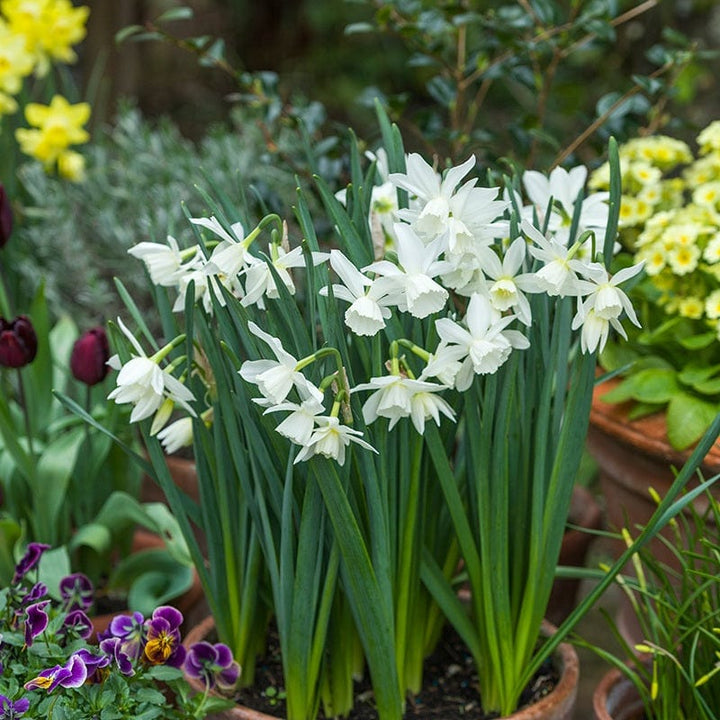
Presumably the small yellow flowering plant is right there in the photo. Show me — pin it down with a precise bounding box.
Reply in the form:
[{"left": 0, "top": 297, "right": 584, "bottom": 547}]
[
  {"left": 0, "top": 0, "right": 90, "bottom": 185},
  {"left": 591, "top": 121, "right": 720, "bottom": 449}
]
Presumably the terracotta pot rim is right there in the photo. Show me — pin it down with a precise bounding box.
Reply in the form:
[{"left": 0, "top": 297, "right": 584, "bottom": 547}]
[
  {"left": 592, "top": 663, "right": 647, "bottom": 720},
  {"left": 590, "top": 376, "right": 720, "bottom": 471}
]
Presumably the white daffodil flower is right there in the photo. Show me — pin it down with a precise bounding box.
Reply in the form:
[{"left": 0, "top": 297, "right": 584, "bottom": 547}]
[
  {"left": 353, "top": 374, "right": 452, "bottom": 430},
  {"left": 366, "top": 224, "right": 452, "bottom": 319},
  {"left": 320, "top": 250, "right": 395, "bottom": 336},
  {"left": 239, "top": 322, "right": 323, "bottom": 405},
  {"left": 172, "top": 266, "right": 220, "bottom": 315},
  {"left": 409, "top": 389, "right": 456, "bottom": 434},
  {"left": 157, "top": 416, "right": 194, "bottom": 454},
  {"left": 191, "top": 215, "right": 256, "bottom": 279},
  {"left": 418, "top": 341, "right": 467, "bottom": 388},
  {"left": 435, "top": 293, "right": 530, "bottom": 390},
  {"left": 293, "top": 416, "right": 377, "bottom": 466},
  {"left": 476, "top": 237, "right": 538, "bottom": 325},
  {"left": 523, "top": 166, "right": 610, "bottom": 246},
  {"left": 128, "top": 235, "right": 199, "bottom": 287},
  {"left": 571, "top": 263, "right": 644, "bottom": 353},
  {"left": 107, "top": 318, "right": 196, "bottom": 423},
  {"left": 522, "top": 220, "right": 588, "bottom": 297},
  {"left": 262, "top": 397, "right": 326, "bottom": 445},
  {"left": 242, "top": 246, "right": 328, "bottom": 309}
]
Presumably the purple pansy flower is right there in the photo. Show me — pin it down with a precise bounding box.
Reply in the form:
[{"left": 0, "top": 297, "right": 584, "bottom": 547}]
[
  {"left": 58, "top": 573, "right": 94, "bottom": 612},
  {"left": 12, "top": 543, "right": 50, "bottom": 584},
  {"left": 0, "top": 694, "right": 29, "bottom": 719},
  {"left": 73, "top": 648, "right": 110, "bottom": 678},
  {"left": 99, "top": 636, "right": 135, "bottom": 676},
  {"left": 184, "top": 641, "right": 241, "bottom": 691},
  {"left": 104, "top": 611, "right": 145, "bottom": 660},
  {"left": 60, "top": 609, "right": 93, "bottom": 640},
  {"left": 24, "top": 654, "right": 88, "bottom": 692},
  {"left": 24, "top": 601, "right": 50, "bottom": 647},
  {"left": 144, "top": 606, "right": 185, "bottom": 667}
]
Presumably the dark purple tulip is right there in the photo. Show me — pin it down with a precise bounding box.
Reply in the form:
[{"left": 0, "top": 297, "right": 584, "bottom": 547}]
[
  {"left": 61, "top": 609, "right": 93, "bottom": 640},
  {"left": 12, "top": 542, "right": 50, "bottom": 584},
  {"left": 58, "top": 573, "right": 94, "bottom": 612},
  {"left": 24, "top": 654, "right": 88, "bottom": 692},
  {"left": 184, "top": 641, "right": 241, "bottom": 690},
  {"left": 144, "top": 606, "right": 185, "bottom": 667},
  {"left": 0, "top": 184, "right": 12, "bottom": 248},
  {"left": 24, "top": 600, "right": 50, "bottom": 647},
  {"left": 0, "top": 695, "right": 29, "bottom": 718},
  {"left": 0, "top": 316, "right": 37, "bottom": 368},
  {"left": 70, "top": 327, "right": 110, "bottom": 386}
]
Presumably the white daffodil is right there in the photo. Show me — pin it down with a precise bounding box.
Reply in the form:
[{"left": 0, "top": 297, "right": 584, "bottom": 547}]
[
  {"left": 435, "top": 293, "right": 530, "bottom": 390},
  {"left": 366, "top": 224, "right": 452, "bottom": 318},
  {"left": 191, "top": 216, "right": 256, "bottom": 279},
  {"left": 239, "top": 322, "right": 323, "bottom": 405},
  {"left": 571, "top": 263, "right": 644, "bottom": 353},
  {"left": 418, "top": 341, "right": 466, "bottom": 388},
  {"left": 128, "top": 235, "right": 199, "bottom": 287},
  {"left": 409, "top": 389, "right": 456, "bottom": 434},
  {"left": 262, "top": 397, "right": 326, "bottom": 445},
  {"left": 353, "top": 374, "right": 451, "bottom": 430},
  {"left": 107, "top": 318, "right": 196, "bottom": 423},
  {"left": 172, "top": 266, "right": 218, "bottom": 315},
  {"left": 320, "top": 250, "right": 395, "bottom": 336},
  {"left": 522, "top": 220, "right": 588, "bottom": 297},
  {"left": 242, "top": 246, "right": 329, "bottom": 309},
  {"left": 476, "top": 237, "right": 538, "bottom": 324},
  {"left": 293, "top": 416, "right": 377, "bottom": 466},
  {"left": 523, "top": 166, "right": 609, "bottom": 246},
  {"left": 157, "top": 416, "right": 194, "bottom": 454}
]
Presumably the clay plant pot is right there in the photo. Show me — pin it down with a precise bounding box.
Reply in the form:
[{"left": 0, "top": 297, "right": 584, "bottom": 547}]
[
  {"left": 588, "top": 377, "right": 720, "bottom": 645},
  {"left": 183, "top": 616, "right": 579, "bottom": 720},
  {"left": 592, "top": 666, "right": 646, "bottom": 720}
]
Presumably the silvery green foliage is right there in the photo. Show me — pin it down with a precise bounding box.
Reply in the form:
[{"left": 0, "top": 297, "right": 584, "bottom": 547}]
[{"left": 11, "top": 103, "right": 312, "bottom": 326}]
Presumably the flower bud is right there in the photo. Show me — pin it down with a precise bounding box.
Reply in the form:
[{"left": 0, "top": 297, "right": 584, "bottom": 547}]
[
  {"left": 70, "top": 326, "right": 110, "bottom": 385},
  {"left": 0, "top": 315, "right": 38, "bottom": 368},
  {"left": 0, "top": 184, "right": 12, "bottom": 248}
]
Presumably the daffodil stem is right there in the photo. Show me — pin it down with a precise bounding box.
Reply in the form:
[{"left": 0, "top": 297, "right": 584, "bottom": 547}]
[{"left": 150, "top": 334, "right": 187, "bottom": 364}]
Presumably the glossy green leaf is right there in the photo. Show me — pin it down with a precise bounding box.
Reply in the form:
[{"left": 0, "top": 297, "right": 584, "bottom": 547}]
[{"left": 666, "top": 393, "right": 719, "bottom": 450}]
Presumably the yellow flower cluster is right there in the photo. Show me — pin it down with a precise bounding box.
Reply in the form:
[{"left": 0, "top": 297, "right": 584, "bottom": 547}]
[
  {"left": 590, "top": 124, "right": 720, "bottom": 337},
  {"left": 590, "top": 121, "right": 720, "bottom": 338},
  {"left": 0, "top": 0, "right": 89, "bottom": 181}
]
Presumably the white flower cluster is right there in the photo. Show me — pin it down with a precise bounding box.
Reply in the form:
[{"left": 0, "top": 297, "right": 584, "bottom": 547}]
[{"left": 115, "top": 152, "right": 642, "bottom": 463}]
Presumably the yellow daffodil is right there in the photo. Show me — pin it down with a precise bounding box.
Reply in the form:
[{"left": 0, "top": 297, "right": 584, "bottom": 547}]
[
  {"left": 0, "top": 19, "right": 34, "bottom": 105},
  {"left": 1, "top": 0, "right": 89, "bottom": 76},
  {"left": 15, "top": 94, "right": 89, "bottom": 177}
]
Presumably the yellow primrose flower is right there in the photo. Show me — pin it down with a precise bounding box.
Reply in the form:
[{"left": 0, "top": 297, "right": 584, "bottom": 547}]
[
  {"left": 678, "top": 296, "right": 704, "bottom": 319},
  {"left": 693, "top": 181, "right": 720, "bottom": 210},
  {"left": 705, "top": 290, "right": 720, "bottom": 320},
  {"left": 685, "top": 154, "right": 720, "bottom": 188},
  {"left": 2, "top": 0, "right": 89, "bottom": 76},
  {"left": 698, "top": 121, "right": 720, "bottom": 156},
  {"left": 57, "top": 148, "right": 85, "bottom": 181},
  {"left": 15, "top": 94, "right": 89, "bottom": 173},
  {"left": 704, "top": 234, "right": 720, "bottom": 264},
  {"left": 0, "top": 19, "right": 34, "bottom": 99},
  {"left": 638, "top": 246, "right": 667, "bottom": 276},
  {"left": 662, "top": 223, "right": 701, "bottom": 247},
  {"left": 667, "top": 243, "right": 700, "bottom": 275},
  {"left": 629, "top": 162, "right": 662, "bottom": 186},
  {"left": 637, "top": 184, "right": 662, "bottom": 206}
]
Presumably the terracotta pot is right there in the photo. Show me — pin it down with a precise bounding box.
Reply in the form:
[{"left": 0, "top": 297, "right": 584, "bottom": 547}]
[
  {"left": 592, "top": 666, "right": 645, "bottom": 720},
  {"left": 141, "top": 455, "right": 200, "bottom": 505},
  {"left": 91, "top": 527, "right": 205, "bottom": 639},
  {"left": 546, "top": 484, "right": 602, "bottom": 626},
  {"left": 588, "top": 376, "right": 720, "bottom": 645},
  {"left": 183, "top": 616, "right": 579, "bottom": 720}
]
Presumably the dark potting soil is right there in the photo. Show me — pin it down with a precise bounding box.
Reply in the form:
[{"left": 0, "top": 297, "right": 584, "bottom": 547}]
[{"left": 230, "top": 625, "right": 559, "bottom": 719}]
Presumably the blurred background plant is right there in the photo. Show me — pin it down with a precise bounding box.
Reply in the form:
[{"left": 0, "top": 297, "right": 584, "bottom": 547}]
[
  {"left": 593, "top": 122, "right": 720, "bottom": 450},
  {"left": 583, "top": 491, "right": 720, "bottom": 719}
]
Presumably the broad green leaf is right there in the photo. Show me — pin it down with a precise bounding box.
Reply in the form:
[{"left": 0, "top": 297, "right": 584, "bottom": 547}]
[
  {"left": 628, "top": 368, "right": 680, "bottom": 404},
  {"left": 627, "top": 401, "right": 664, "bottom": 421},
  {"left": 598, "top": 340, "right": 638, "bottom": 372},
  {"left": 34, "top": 427, "right": 86, "bottom": 541},
  {"left": 679, "top": 332, "right": 716, "bottom": 350},
  {"left": 666, "top": 393, "right": 719, "bottom": 450},
  {"left": 678, "top": 364, "right": 720, "bottom": 386},
  {"left": 155, "top": 6, "right": 193, "bottom": 23},
  {"left": 38, "top": 545, "right": 71, "bottom": 599},
  {"left": 0, "top": 517, "right": 22, "bottom": 584},
  {"left": 691, "top": 378, "right": 720, "bottom": 396},
  {"left": 68, "top": 522, "right": 113, "bottom": 554},
  {"left": 49, "top": 314, "right": 79, "bottom": 392}
]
